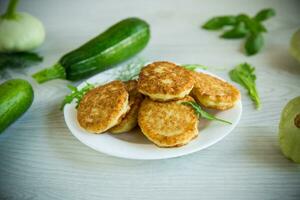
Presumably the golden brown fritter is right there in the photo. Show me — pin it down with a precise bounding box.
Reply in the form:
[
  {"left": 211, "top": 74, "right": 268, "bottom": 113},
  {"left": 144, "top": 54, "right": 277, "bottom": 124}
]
[
  {"left": 191, "top": 72, "right": 240, "bottom": 110},
  {"left": 77, "top": 81, "right": 129, "bottom": 134},
  {"left": 138, "top": 96, "right": 198, "bottom": 147},
  {"left": 109, "top": 80, "right": 144, "bottom": 134},
  {"left": 138, "top": 61, "right": 194, "bottom": 101}
]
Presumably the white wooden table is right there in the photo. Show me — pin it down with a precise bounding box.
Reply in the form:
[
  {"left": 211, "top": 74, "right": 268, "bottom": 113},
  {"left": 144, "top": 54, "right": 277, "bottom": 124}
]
[{"left": 0, "top": 0, "right": 300, "bottom": 199}]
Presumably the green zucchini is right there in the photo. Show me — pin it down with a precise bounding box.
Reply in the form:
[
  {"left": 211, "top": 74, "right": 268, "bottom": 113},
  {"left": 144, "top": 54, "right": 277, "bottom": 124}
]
[
  {"left": 32, "top": 17, "right": 150, "bottom": 83},
  {"left": 0, "top": 79, "right": 34, "bottom": 133}
]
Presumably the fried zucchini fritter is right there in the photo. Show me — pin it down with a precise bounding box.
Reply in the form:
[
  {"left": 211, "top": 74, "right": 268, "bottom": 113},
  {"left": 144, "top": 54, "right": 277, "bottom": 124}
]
[
  {"left": 138, "top": 96, "right": 198, "bottom": 147},
  {"left": 138, "top": 61, "right": 194, "bottom": 101},
  {"left": 77, "top": 81, "right": 129, "bottom": 134},
  {"left": 191, "top": 72, "right": 240, "bottom": 110},
  {"left": 109, "top": 80, "right": 143, "bottom": 134}
]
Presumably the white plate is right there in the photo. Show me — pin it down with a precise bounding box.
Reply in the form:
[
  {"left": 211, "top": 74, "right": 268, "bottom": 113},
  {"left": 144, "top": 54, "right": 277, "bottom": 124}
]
[{"left": 64, "top": 65, "right": 242, "bottom": 160}]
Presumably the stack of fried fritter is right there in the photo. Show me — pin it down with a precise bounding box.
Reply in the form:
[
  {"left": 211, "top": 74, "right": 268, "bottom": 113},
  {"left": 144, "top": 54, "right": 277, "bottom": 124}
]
[{"left": 77, "top": 61, "right": 240, "bottom": 148}]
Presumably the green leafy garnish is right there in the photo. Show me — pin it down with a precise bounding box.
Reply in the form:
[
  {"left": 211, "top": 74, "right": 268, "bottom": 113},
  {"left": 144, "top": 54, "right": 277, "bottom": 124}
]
[
  {"left": 220, "top": 22, "right": 248, "bottom": 39},
  {"left": 181, "top": 64, "right": 208, "bottom": 71},
  {"left": 182, "top": 101, "right": 232, "bottom": 124},
  {"left": 245, "top": 32, "right": 264, "bottom": 55},
  {"left": 235, "top": 14, "right": 266, "bottom": 55},
  {"left": 236, "top": 14, "right": 266, "bottom": 34},
  {"left": 0, "top": 52, "right": 43, "bottom": 69},
  {"left": 201, "top": 8, "right": 275, "bottom": 56},
  {"left": 116, "top": 59, "right": 146, "bottom": 81},
  {"left": 202, "top": 16, "right": 237, "bottom": 30},
  {"left": 229, "top": 63, "right": 260, "bottom": 109},
  {"left": 61, "top": 83, "right": 95, "bottom": 110},
  {"left": 254, "top": 8, "right": 276, "bottom": 22}
]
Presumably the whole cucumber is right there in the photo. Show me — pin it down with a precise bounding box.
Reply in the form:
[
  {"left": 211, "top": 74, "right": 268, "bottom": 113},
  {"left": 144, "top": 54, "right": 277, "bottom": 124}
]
[
  {"left": 0, "top": 79, "right": 34, "bottom": 133},
  {"left": 32, "top": 17, "right": 150, "bottom": 83}
]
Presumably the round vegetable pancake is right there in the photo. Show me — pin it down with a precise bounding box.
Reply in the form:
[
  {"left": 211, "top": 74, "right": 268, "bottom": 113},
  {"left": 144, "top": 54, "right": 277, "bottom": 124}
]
[
  {"left": 138, "top": 61, "right": 194, "bottom": 101},
  {"left": 109, "top": 80, "right": 144, "bottom": 134},
  {"left": 138, "top": 96, "right": 198, "bottom": 147},
  {"left": 77, "top": 80, "right": 129, "bottom": 134},
  {"left": 191, "top": 72, "right": 240, "bottom": 110}
]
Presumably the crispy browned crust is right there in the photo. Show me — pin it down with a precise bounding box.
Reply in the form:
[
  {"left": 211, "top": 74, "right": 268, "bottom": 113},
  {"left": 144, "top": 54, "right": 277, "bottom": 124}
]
[
  {"left": 138, "top": 96, "right": 199, "bottom": 147},
  {"left": 137, "top": 61, "right": 194, "bottom": 101},
  {"left": 77, "top": 81, "right": 129, "bottom": 134},
  {"left": 191, "top": 72, "right": 240, "bottom": 110},
  {"left": 109, "top": 80, "right": 144, "bottom": 134}
]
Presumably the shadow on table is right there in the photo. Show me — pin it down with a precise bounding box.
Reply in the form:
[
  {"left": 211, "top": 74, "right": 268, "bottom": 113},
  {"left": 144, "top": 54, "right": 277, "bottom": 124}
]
[
  {"left": 241, "top": 127, "right": 300, "bottom": 171},
  {"left": 267, "top": 47, "right": 300, "bottom": 75}
]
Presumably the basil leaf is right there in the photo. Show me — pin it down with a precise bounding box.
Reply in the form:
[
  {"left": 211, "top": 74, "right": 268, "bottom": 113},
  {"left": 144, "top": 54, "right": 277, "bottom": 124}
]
[
  {"left": 254, "top": 8, "right": 276, "bottom": 22},
  {"left": 201, "top": 8, "right": 275, "bottom": 56},
  {"left": 245, "top": 32, "right": 264, "bottom": 55},
  {"left": 237, "top": 14, "right": 266, "bottom": 34},
  {"left": 256, "top": 22, "right": 267, "bottom": 32},
  {"left": 0, "top": 52, "right": 43, "bottom": 69},
  {"left": 202, "top": 16, "right": 237, "bottom": 30},
  {"left": 221, "top": 22, "right": 248, "bottom": 39}
]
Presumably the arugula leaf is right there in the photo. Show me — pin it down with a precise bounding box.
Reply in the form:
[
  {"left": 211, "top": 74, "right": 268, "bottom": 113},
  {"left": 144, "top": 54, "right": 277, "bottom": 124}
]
[
  {"left": 0, "top": 52, "right": 43, "bottom": 69},
  {"left": 181, "top": 64, "right": 208, "bottom": 71},
  {"left": 254, "top": 8, "right": 276, "bottom": 22},
  {"left": 202, "top": 16, "right": 237, "bottom": 30},
  {"left": 116, "top": 59, "right": 146, "bottom": 81},
  {"left": 220, "top": 21, "right": 248, "bottom": 39},
  {"left": 61, "top": 83, "right": 95, "bottom": 110},
  {"left": 229, "top": 63, "right": 260, "bottom": 109},
  {"left": 182, "top": 101, "right": 232, "bottom": 124}
]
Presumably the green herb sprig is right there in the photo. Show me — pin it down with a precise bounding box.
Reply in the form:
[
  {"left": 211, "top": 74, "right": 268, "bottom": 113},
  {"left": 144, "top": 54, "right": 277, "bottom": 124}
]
[
  {"left": 61, "top": 83, "right": 95, "bottom": 110},
  {"left": 182, "top": 101, "right": 232, "bottom": 124},
  {"left": 229, "top": 63, "right": 260, "bottom": 109},
  {"left": 202, "top": 8, "right": 275, "bottom": 56},
  {"left": 116, "top": 59, "right": 146, "bottom": 81},
  {"left": 202, "top": 15, "right": 237, "bottom": 30},
  {"left": 181, "top": 64, "right": 208, "bottom": 71}
]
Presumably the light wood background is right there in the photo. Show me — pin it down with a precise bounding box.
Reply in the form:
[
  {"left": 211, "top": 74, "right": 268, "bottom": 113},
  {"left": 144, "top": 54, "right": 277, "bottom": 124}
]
[{"left": 0, "top": 0, "right": 300, "bottom": 199}]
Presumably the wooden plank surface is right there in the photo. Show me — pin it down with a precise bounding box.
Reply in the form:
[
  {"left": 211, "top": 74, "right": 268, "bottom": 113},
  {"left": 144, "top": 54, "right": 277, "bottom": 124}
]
[{"left": 0, "top": 0, "right": 300, "bottom": 199}]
